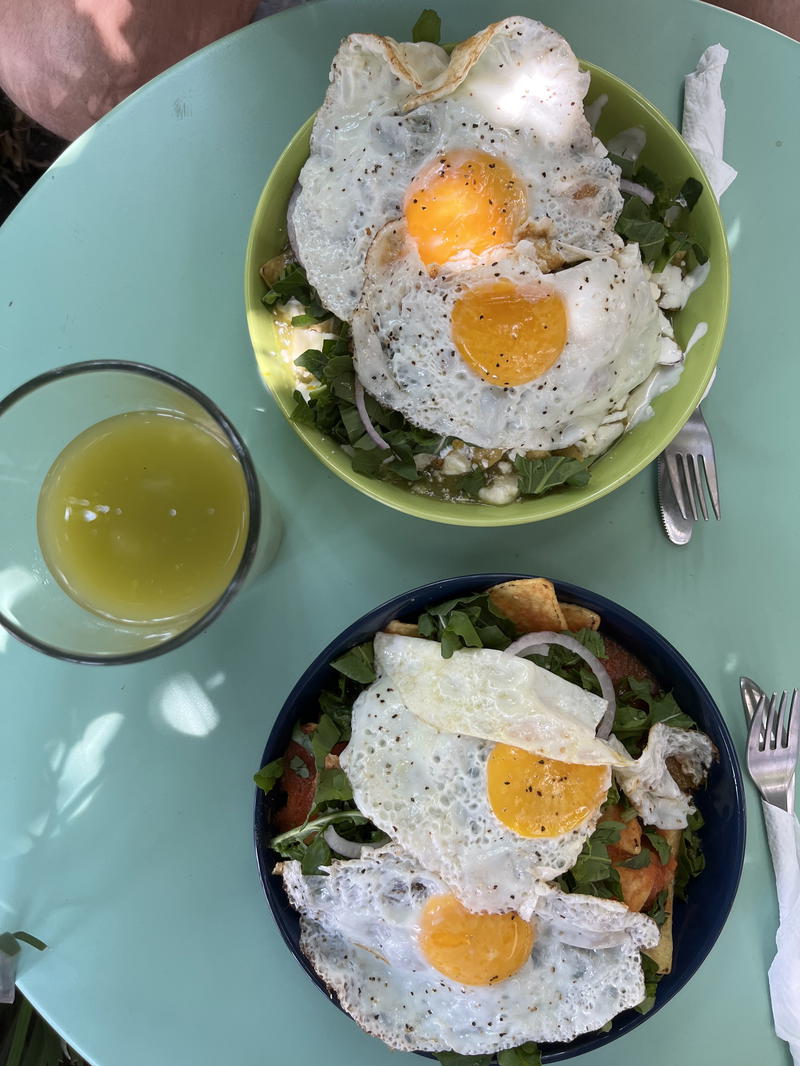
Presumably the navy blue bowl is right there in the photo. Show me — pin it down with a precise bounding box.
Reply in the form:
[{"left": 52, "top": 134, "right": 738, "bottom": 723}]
[{"left": 254, "top": 573, "right": 745, "bottom": 1062}]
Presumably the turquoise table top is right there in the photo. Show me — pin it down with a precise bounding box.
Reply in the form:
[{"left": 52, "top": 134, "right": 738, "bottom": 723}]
[{"left": 0, "top": 1, "right": 797, "bottom": 1063}]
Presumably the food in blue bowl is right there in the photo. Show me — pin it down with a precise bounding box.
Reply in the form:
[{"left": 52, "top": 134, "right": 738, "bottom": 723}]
[{"left": 254, "top": 574, "right": 745, "bottom": 1062}]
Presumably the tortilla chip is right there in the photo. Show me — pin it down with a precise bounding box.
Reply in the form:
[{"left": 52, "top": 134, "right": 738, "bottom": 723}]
[
  {"left": 488, "top": 578, "right": 566, "bottom": 634},
  {"left": 643, "top": 829, "right": 682, "bottom": 975},
  {"left": 560, "top": 603, "right": 601, "bottom": 632},
  {"left": 384, "top": 620, "right": 420, "bottom": 637}
]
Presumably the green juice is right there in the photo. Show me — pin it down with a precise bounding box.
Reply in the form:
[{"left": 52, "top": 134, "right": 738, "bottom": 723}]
[{"left": 37, "top": 410, "right": 250, "bottom": 624}]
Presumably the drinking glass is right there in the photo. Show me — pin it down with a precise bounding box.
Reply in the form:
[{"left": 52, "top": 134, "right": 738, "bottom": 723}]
[{"left": 0, "top": 360, "right": 279, "bottom": 664}]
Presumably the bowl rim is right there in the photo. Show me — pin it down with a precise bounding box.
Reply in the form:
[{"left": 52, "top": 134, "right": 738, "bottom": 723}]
[
  {"left": 253, "top": 572, "right": 746, "bottom": 1062},
  {"left": 244, "top": 59, "right": 731, "bottom": 527}
]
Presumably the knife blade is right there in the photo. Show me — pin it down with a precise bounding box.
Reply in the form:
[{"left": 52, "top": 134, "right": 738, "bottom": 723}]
[
  {"left": 740, "top": 675, "right": 764, "bottom": 723},
  {"left": 657, "top": 454, "right": 693, "bottom": 544}
]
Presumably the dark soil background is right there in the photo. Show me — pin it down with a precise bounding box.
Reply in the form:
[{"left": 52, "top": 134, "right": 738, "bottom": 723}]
[{"left": 0, "top": 90, "right": 66, "bottom": 224}]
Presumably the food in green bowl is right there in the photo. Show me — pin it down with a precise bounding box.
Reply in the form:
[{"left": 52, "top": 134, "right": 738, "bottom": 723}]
[{"left": 244, "top": 15, "right": 729, "bottom": 527}]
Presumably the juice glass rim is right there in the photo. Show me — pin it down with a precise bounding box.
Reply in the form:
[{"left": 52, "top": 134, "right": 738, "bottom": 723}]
[{"left": 0, "top": 358, "right": 262, "bottom": 666}]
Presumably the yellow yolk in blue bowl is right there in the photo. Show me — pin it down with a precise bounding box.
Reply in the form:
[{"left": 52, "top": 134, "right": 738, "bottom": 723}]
[
  {"left": 418, "top": 893, "right": 535, "bottom": 985},
  {"left": 487, "top": 745, "right": 609, "bottom": 837}
]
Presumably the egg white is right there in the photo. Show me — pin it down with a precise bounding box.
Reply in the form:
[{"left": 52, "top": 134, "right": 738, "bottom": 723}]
[
  {"left": 340, "top": 679, "right": 610, "bottom": 913},
  {"left": 289, "top": 16, "right": 622, "bottom": 322},
  {"left": 279, "top": 843, "right": 658, "bottom": 1054},
  {"left": 351, "top": 227, "right": 681, "bottom": 453}
]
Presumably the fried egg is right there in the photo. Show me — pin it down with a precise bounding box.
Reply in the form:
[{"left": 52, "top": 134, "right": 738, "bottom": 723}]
[
  {"left": 612, "top": 723, "right": 716, "bottom": 829},
  {"left": 339, "top": 635, "right": 623, "bottom": 911},
  {"left": 351, "top": 227, "right": 680, "bottom": 452},
  {"left": 289, "top": 17, "right": 623, "bottom": 321},
  {"left": 279, "top": 843, "right": 658, "bottom": 1054}
]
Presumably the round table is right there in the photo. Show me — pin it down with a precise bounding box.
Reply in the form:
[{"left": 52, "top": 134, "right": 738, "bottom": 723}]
[{"left": 0, "top": 1, "right": 796, "bottom": 1063}]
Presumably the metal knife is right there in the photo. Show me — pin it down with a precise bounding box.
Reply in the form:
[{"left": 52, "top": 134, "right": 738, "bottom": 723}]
[
  {"left": 657, "top": 454, "right": 693, "bottom": 545},
  {"left": 740, "top": 675, "right": 764, "bottom": 724}
]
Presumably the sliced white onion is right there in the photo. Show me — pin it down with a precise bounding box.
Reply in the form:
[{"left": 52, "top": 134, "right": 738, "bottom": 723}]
[
  {"left": 323, "top": 825, "right": 369, "bottom": 859},
  {"left": 354, "top": 378, "right": 390, "bottom": 450},
  {"left": 619, "top": 179, "right": 655, "bottom": 205},
  {"left": 504, "top": 631, "right": 616, "bottom": 739}
]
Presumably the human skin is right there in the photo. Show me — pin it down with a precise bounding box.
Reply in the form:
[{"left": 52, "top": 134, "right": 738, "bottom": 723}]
[{"left": 0, "top": 0, "right": 260, "bottom": 140}]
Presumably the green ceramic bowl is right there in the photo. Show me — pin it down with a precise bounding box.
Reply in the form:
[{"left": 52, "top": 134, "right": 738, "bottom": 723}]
[{"left": 244, "top": 62, "right": 729, "bottom": 527}]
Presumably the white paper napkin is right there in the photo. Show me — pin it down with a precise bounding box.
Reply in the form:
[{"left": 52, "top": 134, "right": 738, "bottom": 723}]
[
  {"left": 683, "top": 44, "right": 738, "bottom": 199},
  {"left": 762, "top": 802, "right": 800, "bottom": 1065}
]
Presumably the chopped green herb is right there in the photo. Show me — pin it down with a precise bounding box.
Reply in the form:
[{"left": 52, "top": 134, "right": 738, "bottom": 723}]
[
  {"left": 498, "top": 1042, "right": 542, "bottom": 1066},
  {"left": 412, "top": 8, "right": 442, "bottom": 43},
  {"left": 254, "top": 758, "right": 284, "bottom": 796},
  {"left": 313, "top": 767, "right": 353, "bottom": 806},
  {"left": 418, "top": 591, "right": 518, "bottom": 658},
  {"left": 645, "top": 828, "right": 672, "bottom": 865},
  {"left": 311, "top": 713, "right": 340, "bottom": 769},
  {"left": 613, "top": 677, "right": 696, "bottom": 756},
  {"left": 675, "top": 809, "right": 705, "bottom": 899},
  {"left": 262, "top": 262, "right": 330, "bottom": 322},
  {"left": 614, "top": 167, "right": 707, "bottom": 270},
  {"left": 331, "top": 641, "right": 376, "bottom": 684},
  {"left": 514, "top": 454, "right": 591, "bottom": 497},
  {"left": 646, "top": 888, "right": 669, "bottom": 928},
  {"left": 618, "top": 848, "right": 652, "bottom": 870},
  {"left": 635, "top": 953, "right": 662, "bottom": 1014}
]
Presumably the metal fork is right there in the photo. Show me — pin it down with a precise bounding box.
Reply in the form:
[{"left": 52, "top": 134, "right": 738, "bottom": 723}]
[
  {"left": 746, "top": 689, "right": 800, "bottom": 811},
  {"left": 662, "top": 406, "right": 721, "bottom": 521}
]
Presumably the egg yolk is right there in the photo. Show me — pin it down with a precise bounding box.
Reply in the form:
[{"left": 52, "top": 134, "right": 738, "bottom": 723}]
[
  {"left": 404, "top": 151, "right": 527, "bottom": 269},
  {"left": 487, "top": 745, "right": 609, "bottom": 838},
  {"left": 418, "top": 893, "right": 535, "bottom": 986},
  {"left": 451, "top": 279, "right": 568, "bottom": 386}
]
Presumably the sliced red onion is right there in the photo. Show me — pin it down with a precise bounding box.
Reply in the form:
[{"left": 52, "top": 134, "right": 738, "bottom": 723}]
[
  {"left": 354, "top": 378, "right": 390, "bottom": 450},
  {"left": 323, "top": 825, "right": 372, "bottom": 859},
  {"left": 504, "top": 632, "right": 616, "bottom": 739},
  {"left": 619, "top": 179, "right": 655, "bottom": 205}
]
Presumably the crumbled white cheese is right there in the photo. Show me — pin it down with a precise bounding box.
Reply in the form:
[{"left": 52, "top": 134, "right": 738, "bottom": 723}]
[
  {"left": 478, "top": 473, "right": 520, "bottom": 506},
  {"left": 414, "top": 452, "right": 436, "bottom": 472},
  {"left": 441, "top": 449, "right": 473, "bottom": 476},
  {"left": 652, "top": 260, "right": 711, "bottom": 311}
]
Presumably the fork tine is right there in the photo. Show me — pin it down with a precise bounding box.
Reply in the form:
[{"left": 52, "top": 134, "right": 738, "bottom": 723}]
[
  {"left": 664, "top": 450, "right": 689, "bottom": 520},
  {"left": 679, "top": 453, "right": 699, "bottom": 521},
  {"left": 785, "top": 689, "right": 800, "bottom": 756},
  {"left": 689, "top": 453, "right": 709, "bottom": 520},
  {"left": 747, "top": 693, "right": 768, "bottom": 752},
  {"left": 701, "top": 452, "right": 721, "bottom": 519},
  {"left": 767, "top": 691, "right": 788, "bottom": 750}
]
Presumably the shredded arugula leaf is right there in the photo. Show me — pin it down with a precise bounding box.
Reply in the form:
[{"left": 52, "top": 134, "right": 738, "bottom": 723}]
[
  {"left": 418, "top": 592, "right": 518, "bottom": 658},
  {"left": 647, "top": 887, "right": 669, "bottom": 928},
  {"left": 497, "top": 1043, "right": 543, "bottom": 1066},
  {"left": 412, "top": 8, "right": 442, "bottom": 43},
  {"left": 556, "top": 813, "right": 625, "bottom": 900},
  {"left": 253, "top": 758, "right": 284, "bottom": 796},
  {"left": 635, "top": 953, "right": 662, "bottom": 1014},
  {"left": 331, "top": 641, "right": 376, "bottom": 684},
  {"left": 525, "top": 628, "right": 607, "bottom": 695},
  {"left": 644, "top": 828, "right": 672, "bottom": 865},
  {"left": 613, "top": 677, "right": 696, "bottom": 756},
  {"left": 675, "top": 809, "right": 705, "bottom": 899},
  {"left": 514, "top": 454, "right": 591, "bottom": 496},
  {"left": 311, "top": 713, "right": 340, "bottom": 769}
]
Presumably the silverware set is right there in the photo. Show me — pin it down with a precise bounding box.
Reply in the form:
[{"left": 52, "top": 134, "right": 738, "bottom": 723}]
[
  {"left": 657, "top": 406, "right": 721, "bottom": 544},
  {"left": 741, "top": 677, "right": 799, "bottom": 812}
]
